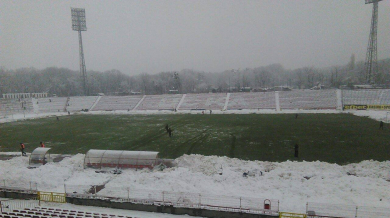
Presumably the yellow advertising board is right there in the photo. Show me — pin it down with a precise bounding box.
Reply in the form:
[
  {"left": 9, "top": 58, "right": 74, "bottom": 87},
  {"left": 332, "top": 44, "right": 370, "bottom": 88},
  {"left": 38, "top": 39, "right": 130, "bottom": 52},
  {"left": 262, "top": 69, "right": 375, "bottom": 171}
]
[
  {"left": 38, "top": 191, "right": 66, "bottom": 203},
  {"left": 343, "top": 105, "right": 390, "bottom": 110}
]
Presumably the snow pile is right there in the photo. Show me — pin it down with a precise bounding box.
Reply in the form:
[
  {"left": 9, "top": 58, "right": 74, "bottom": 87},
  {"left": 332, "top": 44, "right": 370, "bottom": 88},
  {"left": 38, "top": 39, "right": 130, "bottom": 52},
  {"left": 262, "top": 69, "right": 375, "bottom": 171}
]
[
  {"left": 0, "top": 154, "right": 389, "bottom": 213},
  {"left": 0, "top": 112, "right": 69, "bottom": 124},
  {"left": 351, "top": 110, "right": 390, "bottom": 122},
  {"left": 0, "top": 154, "right": 84, "bottom": 191},
  {"left": 174, "top": 155, "right": 390, "bottom": 212},
  {"left": 2, "top": 110, "right": 388, "bottom": 127}
]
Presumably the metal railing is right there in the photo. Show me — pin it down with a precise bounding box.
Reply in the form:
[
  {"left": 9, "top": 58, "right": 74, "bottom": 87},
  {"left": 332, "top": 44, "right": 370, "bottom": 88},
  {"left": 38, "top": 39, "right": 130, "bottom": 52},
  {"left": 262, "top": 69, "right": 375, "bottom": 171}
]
[
  {"left": 0, "top": 179, "right": 279, "bottom": 215},
  {"left": 0, "top": 180, "right": 38, "bottom": 194},
  {"left": 306, "top": 202, "right": 390, "bottom": 218},
  {"left": 65, "top": 184, "right": 279, "bottom": 215},
  {"left": 0, "top": 199, "right": 39, "bottom": 212},
  {"left": 38, "top": 191, "right": 66, "bottom": 203},
  {"left": 7, "top": 180, "right": 389, "bottom": 217}
]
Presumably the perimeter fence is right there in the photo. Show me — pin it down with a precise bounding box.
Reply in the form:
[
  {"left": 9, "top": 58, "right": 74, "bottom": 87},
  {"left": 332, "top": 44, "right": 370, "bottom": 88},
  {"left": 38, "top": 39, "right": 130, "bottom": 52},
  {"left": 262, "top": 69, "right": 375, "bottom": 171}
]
[
  {"left": 2, "top": 179, "right": 390, "bottom": 217},
  {"left": 0, "top": 180, "right": 38, "bottom": 194},
  {"left": 0, "top": 199, "right": 39, "bottom": 212},
  {"left": 306, "top": 202, "right": 390, "bottom": 218},
  {"left": 65, "top": 184, "right": 279, "bottom": 215}
]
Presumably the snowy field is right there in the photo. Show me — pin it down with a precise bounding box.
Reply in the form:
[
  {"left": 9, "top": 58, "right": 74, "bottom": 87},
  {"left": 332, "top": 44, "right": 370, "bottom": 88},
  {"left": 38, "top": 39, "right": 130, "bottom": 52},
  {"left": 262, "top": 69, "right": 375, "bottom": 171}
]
[
  {"left": 1, "top": 110, "right": 390, "bottom": 215},
  {"left": 0, "top": 153, "right": 389, "bottom": 214},
  {"left": 1, "top": 109, "right": 389, "bottom": 125}
]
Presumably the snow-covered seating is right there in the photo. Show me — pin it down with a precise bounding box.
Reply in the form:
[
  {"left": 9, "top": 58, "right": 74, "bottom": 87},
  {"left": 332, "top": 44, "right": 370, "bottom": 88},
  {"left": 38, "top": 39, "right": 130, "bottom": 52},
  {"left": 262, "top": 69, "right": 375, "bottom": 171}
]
[
  {"left": 179, "top": 93, "right": 227, "bottom": 110},
  {"left": 92, "top": 96, "right": 142, "bottom": 111},
  {"left": 37, "top": 97, "right": 67, "bottom": 113},
  {"left": 279, "top": 90, "right": 337, "bottom": 110},
  {"left": 1, "top": 207, "right": 135, "bottom": 218},
  {"left": 66, "top": 96, "right": 99, "bottom": 112},
  {"left": 228, "top": 92, "right": 276, "bottom": 110},
  {"left": 342, "top": 89, "right": 390, "bottom": 105},
  {"left": 0, "top": 98, "right": 34, "bottom": 116},
  {"left": 136, "top": 94, "right": 182, "bottom": 110},
  {"left": 23, "top": 99, "right": 34, "bottom": 112}
]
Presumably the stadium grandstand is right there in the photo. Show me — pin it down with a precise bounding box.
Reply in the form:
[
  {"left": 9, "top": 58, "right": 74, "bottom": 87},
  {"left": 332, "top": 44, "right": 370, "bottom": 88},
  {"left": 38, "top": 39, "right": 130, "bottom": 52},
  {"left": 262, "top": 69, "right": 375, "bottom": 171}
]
[
  {"left": 135, "top": 94, "right": 182, "bottom": 110},
  {"left": 66, "top": 96, "right": 99, "bottom": 112},
  {"left": 178, "top": 93, "right": 227, "bottom": 110},
  {"left": 342, "top": 89, "right": 390, "bottom": 105},
  {"left": 278, "top": 90, "right": 337, "bottom": 110},
  {"left": 1, "top": 89, "right": 390, "bottom": 116},
  {"left": 91, "top": 96, "right": 143, "bottom": 111},
  {"left": 0, "top": 98, "right": 33, "bottom": 117},
  {"left": 228, "top": 92, "right": 276, "bottom": 110},
  {"left": 36, "top": 97, "right": 68, "bottom": 113},
  {"left": 0, "top": 206, "right": 140, "bottom": 218}
]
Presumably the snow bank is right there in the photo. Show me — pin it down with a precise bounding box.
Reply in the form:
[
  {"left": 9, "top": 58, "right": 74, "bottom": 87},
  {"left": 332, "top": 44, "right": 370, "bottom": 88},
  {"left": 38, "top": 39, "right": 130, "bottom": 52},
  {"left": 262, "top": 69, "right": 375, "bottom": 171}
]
[
  {"left": 0, "top": 154, "right": 389, "bottom": 213},
  {"left": 2, "top": 110, "right": 388, "bottom": 126},
  {"left": 351, "top": 110, "right": 390, "bottom": 122},
  {"left": 0, "top": 112, "right": 69, "bottom": 124}
]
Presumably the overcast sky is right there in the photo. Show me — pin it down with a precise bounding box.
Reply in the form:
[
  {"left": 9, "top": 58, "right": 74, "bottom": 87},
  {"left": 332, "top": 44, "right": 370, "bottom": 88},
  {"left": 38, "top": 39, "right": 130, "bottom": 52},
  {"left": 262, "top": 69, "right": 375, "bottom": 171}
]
[{"left": 1, "top": 0, "right": 390, "bottom": 75}]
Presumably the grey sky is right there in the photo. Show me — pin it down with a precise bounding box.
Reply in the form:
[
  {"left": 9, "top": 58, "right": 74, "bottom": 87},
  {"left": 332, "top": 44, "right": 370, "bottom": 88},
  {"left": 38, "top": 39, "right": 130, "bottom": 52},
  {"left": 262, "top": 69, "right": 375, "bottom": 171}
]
[{"left": 1, "top": 0, "right": 389, "bottom": 75}]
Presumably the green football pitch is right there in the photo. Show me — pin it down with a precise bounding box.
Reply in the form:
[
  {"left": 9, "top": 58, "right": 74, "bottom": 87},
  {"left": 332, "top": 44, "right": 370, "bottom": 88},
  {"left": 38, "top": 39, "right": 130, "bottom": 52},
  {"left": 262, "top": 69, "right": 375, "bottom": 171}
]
[{"left": 0, "top": 113, "right": 388, "bottom": 164}]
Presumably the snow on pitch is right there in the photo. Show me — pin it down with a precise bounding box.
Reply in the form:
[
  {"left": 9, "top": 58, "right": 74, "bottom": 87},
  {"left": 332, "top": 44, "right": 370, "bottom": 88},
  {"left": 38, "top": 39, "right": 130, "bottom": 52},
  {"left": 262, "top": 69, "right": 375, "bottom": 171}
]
[
  {"left": 1, "top": 110, "right": 389, "bottom": 213},
  {"left": 1, "top": 109, "right": 389, "bottom": 126},
  {"left": 0, "top": 153, "right": 389, "bottom": 213}
]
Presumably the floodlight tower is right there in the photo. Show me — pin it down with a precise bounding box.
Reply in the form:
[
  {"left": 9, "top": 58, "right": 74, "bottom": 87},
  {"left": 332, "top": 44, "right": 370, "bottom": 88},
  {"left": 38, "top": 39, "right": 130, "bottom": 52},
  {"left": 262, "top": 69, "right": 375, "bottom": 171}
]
[
  {"left": 71, "top": 8, "right": 88, "bottom": 95},
  {"left": 364, "top": 0, "right": 382, "bottom": 84}
]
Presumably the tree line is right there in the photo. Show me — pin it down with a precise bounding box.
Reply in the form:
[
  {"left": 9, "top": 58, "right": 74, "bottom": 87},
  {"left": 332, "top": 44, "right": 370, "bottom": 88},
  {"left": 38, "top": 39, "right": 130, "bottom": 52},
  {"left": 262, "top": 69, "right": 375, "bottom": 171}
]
[{"left": 0, "top": 56, "right": 389, "bottom": 97}]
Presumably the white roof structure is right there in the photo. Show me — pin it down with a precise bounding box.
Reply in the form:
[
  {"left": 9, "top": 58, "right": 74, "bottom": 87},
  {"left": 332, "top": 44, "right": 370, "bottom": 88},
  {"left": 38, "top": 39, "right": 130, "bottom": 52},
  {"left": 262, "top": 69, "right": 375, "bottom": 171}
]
[
  {"left": 84, "top": 149, "right": 159, "bottom": 169},
  {"left": 29, "top": 147, "right": 51, "bottom": 167}
]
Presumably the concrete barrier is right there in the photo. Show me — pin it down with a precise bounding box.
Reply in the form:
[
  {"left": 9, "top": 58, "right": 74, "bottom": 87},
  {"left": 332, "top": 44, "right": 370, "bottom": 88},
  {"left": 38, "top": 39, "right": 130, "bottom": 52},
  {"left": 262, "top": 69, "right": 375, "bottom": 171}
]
[{"left": 0, "top": 191, "right": 36, "bottom": 199}]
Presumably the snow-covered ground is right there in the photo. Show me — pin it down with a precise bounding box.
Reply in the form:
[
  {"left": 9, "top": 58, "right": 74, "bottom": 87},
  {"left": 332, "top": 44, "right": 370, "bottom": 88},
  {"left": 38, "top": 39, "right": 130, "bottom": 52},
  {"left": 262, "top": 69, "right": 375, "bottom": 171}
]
[
  {"left": 350, "top": 110, "right": 390, "bottom": 122},
  {"left": 0, "top": 112, "right": 69, "bottom": 124},
  {"left": 1, "top": 110, "right": 389, "bottom": 215},
  {"left": 1, "top": 110, "right": 389, "bottom": 124},
  {"left": 0, "top": 153, "right": 389, "bottom": 214}
]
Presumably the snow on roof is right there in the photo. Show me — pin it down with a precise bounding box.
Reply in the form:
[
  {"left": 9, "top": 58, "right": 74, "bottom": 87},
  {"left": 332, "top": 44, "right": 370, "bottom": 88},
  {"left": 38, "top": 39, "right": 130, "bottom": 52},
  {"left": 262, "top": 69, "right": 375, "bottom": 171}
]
[
  {"left": 84, "top": 149, "right": 159, "bottom": 168},
  {"left": 29, "top": 147, "right": 51, "bottom": 167}
]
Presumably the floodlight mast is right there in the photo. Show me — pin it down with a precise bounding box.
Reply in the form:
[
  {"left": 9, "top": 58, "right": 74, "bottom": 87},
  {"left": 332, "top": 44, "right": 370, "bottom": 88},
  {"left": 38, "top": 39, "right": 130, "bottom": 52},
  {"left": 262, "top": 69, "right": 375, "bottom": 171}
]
[
  {"left": 364, "top": 0, "right": 382, "bottom": 84},
  {"left": 71, "top": 8, "right": 88, "bottom": 96}
]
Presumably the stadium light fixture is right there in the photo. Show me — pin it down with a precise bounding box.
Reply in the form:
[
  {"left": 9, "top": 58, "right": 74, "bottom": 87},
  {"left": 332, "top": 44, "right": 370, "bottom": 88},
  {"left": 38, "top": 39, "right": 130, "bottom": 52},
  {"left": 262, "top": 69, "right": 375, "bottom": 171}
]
[
  {"left": 365, "top": 0, "right": 382, "bottom": 4},
  {"left": 71, "top": 8, "right": 87, "bottom": 31}
]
